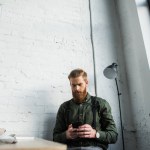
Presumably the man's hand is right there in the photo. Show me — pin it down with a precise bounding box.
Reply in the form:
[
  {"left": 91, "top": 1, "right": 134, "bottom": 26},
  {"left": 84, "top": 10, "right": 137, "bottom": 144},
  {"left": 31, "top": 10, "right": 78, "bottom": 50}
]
[
  {"left": 66, "top": 124, "right": 96, "bottom": 139},
  {"left": 66, "top": 124, "right": 78, "bottom": 139},
  {"left": 77, "top": 124, "right": 96, "bottom": 138}
]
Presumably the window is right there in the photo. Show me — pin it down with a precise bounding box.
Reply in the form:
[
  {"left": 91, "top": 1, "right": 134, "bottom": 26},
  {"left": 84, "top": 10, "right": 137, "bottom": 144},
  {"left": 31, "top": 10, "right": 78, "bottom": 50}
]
[
  {"left": 148, "top": 0, "right": 150, "bottom": 10},
  {"left": 136, "top": 0, "right": 150, "bottom": 68}
]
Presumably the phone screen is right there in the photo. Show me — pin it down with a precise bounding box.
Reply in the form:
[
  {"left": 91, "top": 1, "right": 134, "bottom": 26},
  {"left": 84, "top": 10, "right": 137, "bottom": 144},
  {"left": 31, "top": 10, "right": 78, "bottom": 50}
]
[{"left": 72, "top": 121, "right": 83, "bottom": 128}]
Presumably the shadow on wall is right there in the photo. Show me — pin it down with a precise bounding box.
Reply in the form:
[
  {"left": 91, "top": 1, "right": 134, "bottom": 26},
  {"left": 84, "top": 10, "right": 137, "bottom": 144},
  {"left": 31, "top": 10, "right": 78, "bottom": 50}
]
[
  {"left": 33, "top": 88, "right": 58, "bottom": 141},
  {"left": 42, "top": 113, "right": 57, "bottom": 140},
  {"left": 13, "top": 88, "right": 58, "bottom": 141}
]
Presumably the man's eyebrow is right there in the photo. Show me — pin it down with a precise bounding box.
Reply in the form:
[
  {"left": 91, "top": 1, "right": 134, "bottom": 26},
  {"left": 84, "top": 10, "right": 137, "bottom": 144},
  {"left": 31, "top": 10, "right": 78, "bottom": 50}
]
[{"left": 72, "top": 83, "right": 82, "bottom": 86}]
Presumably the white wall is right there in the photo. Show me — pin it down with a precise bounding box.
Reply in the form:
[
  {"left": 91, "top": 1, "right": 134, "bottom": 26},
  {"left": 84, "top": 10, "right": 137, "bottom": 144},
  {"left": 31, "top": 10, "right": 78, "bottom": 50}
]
[
  {"left": 0, "top": 0, "right": 95, "bottom": 140},
  {"left": 116, "top": 0, "right": 150, "bottom": 149}
]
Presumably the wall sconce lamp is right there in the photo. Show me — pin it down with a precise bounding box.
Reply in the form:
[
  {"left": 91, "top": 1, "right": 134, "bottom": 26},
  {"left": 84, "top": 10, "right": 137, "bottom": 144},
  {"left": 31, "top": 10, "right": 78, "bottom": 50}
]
[{"left": 103, "top": 63, "right": 125, "bottom": 150}]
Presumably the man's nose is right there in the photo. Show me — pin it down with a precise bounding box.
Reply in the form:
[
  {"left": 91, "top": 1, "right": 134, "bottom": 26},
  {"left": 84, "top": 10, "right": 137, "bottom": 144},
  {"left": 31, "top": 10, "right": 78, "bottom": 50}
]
[{"left": 75, "top": 85, "right": 80, "bottom": 91}]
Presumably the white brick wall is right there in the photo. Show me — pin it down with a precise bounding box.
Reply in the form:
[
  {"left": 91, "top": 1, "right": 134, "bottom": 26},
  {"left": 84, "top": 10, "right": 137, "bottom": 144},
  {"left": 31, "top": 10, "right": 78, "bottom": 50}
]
[
  {"left": 0, "top": 0, "right": 95, "bottom": 140},
  {"left": 0, "top": 0, "right": 128, "bottom": 149}
]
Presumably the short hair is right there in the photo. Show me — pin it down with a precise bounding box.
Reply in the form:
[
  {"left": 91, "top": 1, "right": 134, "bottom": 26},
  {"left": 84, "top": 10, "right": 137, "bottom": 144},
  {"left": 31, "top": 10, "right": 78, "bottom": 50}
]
[{"left": 68, "top": 68, "right": 87, "bottom": 80}]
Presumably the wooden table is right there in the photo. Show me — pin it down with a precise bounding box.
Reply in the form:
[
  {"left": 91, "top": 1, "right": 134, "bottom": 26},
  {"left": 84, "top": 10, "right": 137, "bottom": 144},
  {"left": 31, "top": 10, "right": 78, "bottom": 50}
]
[{"left": 0, "top": 137, "right": 67, "bottom": 150}]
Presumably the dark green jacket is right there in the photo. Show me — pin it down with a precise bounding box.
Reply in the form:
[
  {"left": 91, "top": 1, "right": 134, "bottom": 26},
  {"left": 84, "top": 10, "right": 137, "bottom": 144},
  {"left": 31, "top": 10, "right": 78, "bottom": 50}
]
[{"left": 53, "top": 94, "right": 118, "bottom": 150}]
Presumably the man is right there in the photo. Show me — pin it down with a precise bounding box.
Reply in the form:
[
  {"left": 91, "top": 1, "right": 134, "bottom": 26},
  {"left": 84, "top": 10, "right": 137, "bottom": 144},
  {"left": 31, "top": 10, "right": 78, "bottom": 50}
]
[{"left": 53, "top": 69, "right": 118, "bottom": 150}]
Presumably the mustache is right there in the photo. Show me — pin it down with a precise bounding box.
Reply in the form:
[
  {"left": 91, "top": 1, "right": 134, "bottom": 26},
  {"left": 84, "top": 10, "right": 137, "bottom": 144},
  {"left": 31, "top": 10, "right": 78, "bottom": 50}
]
[{"left": 74, "top": 91, "right": 82, "bottom": 93}]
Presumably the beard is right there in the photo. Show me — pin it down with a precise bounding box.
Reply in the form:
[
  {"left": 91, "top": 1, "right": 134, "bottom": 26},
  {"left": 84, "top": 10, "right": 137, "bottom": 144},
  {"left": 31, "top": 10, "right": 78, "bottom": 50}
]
[{"left": 72, "top": 88, "right": 87, "bottom": 103}]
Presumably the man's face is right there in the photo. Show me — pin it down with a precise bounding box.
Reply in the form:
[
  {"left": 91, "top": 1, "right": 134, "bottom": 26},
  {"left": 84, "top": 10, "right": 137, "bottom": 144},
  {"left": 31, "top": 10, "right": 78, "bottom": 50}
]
[{"left": 70, "top": 76, "right": 88, "bottom": 103}]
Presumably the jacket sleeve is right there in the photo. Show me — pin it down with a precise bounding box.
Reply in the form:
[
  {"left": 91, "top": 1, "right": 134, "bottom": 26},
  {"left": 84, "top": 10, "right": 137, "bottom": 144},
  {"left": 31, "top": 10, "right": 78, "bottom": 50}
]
[
  {"left": 53, "top": 103, "right": 68, "bottom": 143},
  {"left": 97, "top": 99, "right": 118, "bottom": 144}
]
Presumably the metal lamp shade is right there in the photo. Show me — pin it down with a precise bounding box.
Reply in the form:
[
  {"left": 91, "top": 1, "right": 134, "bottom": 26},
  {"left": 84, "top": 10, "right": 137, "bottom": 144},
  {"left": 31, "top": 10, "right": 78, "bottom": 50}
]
[{"left": 103, "top": 63, "right": 118, "bottom": 79}]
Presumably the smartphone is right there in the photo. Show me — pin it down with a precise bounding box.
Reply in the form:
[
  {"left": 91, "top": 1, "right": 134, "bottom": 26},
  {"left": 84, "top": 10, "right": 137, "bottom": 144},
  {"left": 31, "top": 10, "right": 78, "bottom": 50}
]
[{"left": 72, "top": 121, "right": 83, "bottom": 128}]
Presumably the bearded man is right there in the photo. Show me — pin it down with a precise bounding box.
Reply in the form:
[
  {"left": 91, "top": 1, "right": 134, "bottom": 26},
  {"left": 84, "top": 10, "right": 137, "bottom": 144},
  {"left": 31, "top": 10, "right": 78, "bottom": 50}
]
[{"left": 53, "top": 69, "right": 118, "bottom": 150}]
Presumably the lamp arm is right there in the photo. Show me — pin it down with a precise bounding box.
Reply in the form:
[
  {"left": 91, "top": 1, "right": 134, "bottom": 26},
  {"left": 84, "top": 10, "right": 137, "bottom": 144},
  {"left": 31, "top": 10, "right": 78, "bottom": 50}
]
[
  {"left": 115, "top": 78, "right": 125, "bottom": 150},
  {"left": 115, "top": 78, "right": 121, "bottom": 96}
]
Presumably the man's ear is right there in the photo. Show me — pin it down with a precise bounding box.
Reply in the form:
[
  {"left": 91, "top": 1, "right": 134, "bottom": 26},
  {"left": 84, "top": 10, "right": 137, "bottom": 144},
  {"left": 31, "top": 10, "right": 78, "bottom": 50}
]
[
  {"left": 85, "top": 80, "right": 88, "bottom": 85},
  {"left": 69, "top": 81, "right": 72, "bottom": 86}
]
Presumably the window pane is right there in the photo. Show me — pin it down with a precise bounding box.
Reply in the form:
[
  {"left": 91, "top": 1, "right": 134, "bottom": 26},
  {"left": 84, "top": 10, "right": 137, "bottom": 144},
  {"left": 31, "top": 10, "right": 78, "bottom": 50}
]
[{"left": 136, "top": 0, "right": 150, "bottom": 68}]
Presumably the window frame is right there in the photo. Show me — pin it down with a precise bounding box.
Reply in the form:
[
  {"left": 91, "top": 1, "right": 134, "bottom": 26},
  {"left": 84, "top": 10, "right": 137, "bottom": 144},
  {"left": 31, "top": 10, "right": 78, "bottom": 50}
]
[{"left": 147, "top": 0, "right": 150, "bottom": 10}]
